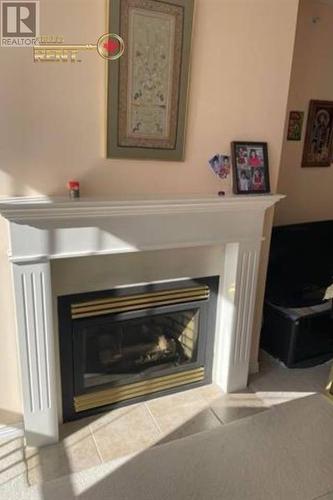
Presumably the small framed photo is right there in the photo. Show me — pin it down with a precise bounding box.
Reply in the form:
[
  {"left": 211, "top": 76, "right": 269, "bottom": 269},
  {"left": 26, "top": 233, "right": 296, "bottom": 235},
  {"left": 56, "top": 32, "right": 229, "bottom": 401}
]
[
  {"left": 302, "top": 100, "right": 333, "bottom": 167},
  {"left": 208, "top": 154, "right": 231, "bottom": 179},
  {"left": 231, "top": 142, "right": 270, "bottom": 194},
  {"left": 287, "top": 111, "right": 304, "bottom": 141}
]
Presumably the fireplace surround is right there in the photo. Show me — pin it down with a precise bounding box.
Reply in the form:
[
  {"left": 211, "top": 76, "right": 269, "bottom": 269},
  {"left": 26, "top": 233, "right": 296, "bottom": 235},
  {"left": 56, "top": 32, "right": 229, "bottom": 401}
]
[{"left": 0, "top": 194, "right": 283, "bottom": 446}]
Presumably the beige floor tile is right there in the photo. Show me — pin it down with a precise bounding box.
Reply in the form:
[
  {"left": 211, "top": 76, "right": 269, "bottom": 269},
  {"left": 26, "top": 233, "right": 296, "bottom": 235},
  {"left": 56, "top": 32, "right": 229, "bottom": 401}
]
[
  {"left": 27, "top": 429, "right": 101, "bottom": 485},
  {"left": 199, "top": 383, "right": 225, "bottom": 404},
  {"left": 89, "top": 403, "right": 141, "bottom": 433},
  {"left": 249, "top": 351, "right": 332, "bottom": 407},
  {"left": 248, "top": 390, "right": 316, "bottom": 407},
  {"left": 24, "top": 447, "right": 42, "bottom": 486},
  {"left": 155, "top": 407, "right": 221, "bottom": 445},
  {"left": 0, "top": 470, "right": 30, "bottom": 491},
  {"left": 210, "top": 391, "right": 268, "bottom": 424},
  {"left": 52, "top": 432, "right": 101, "bottom": 472},
  {"left": 59, "top": 417, "right": 92, "bottom": 446},
  {"left": 0, "top": 437, "right": 28, "bottom": 486},
  {"left": 146, "top": 387, "right": 208, "bottom": 434},
  {"left": 92, "top": 404, "right": 160, "bottom": 462}
]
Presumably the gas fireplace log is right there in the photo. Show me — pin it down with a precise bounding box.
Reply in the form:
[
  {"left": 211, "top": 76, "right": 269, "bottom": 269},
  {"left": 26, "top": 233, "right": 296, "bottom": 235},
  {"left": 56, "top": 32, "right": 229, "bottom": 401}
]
[{"left": 99, "top": 335, "right": 181, "bottom": 372}]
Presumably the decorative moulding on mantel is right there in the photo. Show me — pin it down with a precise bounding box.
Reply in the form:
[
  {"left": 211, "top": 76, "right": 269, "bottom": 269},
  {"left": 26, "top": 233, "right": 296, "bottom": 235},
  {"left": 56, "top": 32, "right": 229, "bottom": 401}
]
[
  {"left": 0, "top": 194, "right": 285, "bottom": 222},
  {"left": 0, "top": 194, "right": 285, "bottom": 264}
]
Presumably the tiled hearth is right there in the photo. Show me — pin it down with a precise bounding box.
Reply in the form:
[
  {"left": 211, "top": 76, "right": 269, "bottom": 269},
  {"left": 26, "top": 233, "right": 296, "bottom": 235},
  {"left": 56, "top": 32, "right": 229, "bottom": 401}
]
[
  {"left": 0, "top": 383, "right": 266, "bottom": 487},
  {"left": 0, "top": 352, "right": 330, "bottom": 488}
]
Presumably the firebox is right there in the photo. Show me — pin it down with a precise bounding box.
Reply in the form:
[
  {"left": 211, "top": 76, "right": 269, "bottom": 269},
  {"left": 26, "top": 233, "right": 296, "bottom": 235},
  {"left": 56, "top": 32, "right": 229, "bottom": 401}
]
[{"left": 58, "top": 277, "right": 219, "bottom": 421}]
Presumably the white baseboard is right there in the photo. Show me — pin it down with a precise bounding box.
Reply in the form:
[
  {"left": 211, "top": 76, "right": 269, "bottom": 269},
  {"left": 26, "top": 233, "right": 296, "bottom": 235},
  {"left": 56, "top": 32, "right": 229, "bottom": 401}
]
[{"left": 0, "top": 422, "right": 24, "bottom": 441}]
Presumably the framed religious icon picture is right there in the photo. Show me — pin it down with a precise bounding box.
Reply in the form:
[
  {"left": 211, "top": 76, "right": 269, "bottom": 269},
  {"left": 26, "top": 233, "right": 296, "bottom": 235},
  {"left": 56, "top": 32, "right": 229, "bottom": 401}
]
[
  {"left": 302, "top": 100, "right": 333, "bottom": 167},
  {"left": 107, "top": 0, "right": 194, "bottom": 161},
  {"left": 287, "top": 111, "right": 304, "bottom": 141},
  {"left": 231, "top": 142, "right": 270, "bottom": 195}
]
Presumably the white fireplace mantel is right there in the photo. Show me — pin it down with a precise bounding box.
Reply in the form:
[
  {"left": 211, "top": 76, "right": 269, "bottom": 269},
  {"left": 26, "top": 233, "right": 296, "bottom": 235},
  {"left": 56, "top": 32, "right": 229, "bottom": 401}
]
[{"left": 0, "top": 194, "right": 284, "bottom": 447}]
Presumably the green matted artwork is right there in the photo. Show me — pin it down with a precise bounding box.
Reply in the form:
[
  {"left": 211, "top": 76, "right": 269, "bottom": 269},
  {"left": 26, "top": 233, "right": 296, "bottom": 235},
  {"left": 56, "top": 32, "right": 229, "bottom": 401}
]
[{"left": 107, "top": 0, "right": 194, "bottom": 161}]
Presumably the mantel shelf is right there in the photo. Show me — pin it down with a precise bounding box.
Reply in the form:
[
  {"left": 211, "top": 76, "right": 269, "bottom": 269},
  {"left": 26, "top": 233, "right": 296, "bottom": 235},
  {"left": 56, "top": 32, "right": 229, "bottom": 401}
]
[{"left": 0, "top": 194, "right": 285, "bottom": 222}]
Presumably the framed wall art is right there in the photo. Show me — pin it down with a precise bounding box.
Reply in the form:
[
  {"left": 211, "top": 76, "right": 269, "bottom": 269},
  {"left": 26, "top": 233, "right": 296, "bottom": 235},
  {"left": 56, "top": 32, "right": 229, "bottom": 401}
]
[
  {"left": 302, "top": 100, "right": 333, "bottom": 167},
  {"left": 107, "top": 0, "right": 194, "bottom": 161},
  {"left": 287, "top": 111, "right": 304, "bottom": 141},
  {"left": 231, "top": 142, "right": 270, "bottom": 195}
]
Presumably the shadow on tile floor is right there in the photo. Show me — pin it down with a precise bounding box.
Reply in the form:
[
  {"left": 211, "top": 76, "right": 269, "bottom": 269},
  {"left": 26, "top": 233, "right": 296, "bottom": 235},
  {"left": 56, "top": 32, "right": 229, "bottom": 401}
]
[
  {"left": 248, "top": 350, "right": 332, "bottom": 407},
  {"left": 1, "top": 352, "right": 331, "bottom": 491},
  {"left": 0, "top": 383, "right": 271, "bottom": 489}
]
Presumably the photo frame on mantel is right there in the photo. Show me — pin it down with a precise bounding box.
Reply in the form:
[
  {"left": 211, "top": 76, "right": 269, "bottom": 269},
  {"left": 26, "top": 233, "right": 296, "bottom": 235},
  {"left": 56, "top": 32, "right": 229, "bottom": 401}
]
[
  {"left": 107, "top": 0, "right": 194, "bottom": 161},
  {"left": 231, "top": 141, "right": 270, "bottom": 195}
]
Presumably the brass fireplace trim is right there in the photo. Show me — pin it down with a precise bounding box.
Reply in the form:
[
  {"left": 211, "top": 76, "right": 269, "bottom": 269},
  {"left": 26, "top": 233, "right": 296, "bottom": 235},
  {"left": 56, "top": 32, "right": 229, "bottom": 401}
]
[
  {"left": 71, "top": 286, "right": 210, "bottom": 319},
  {"left": 74, "top": 367, "right": 205, "bottom": 412}
]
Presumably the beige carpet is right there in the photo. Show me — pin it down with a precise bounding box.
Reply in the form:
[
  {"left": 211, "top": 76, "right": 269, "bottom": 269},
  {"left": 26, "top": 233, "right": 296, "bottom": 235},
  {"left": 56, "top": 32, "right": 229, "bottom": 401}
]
[{"left": 3, "top": 394, "right": 333, "bottom": 500}]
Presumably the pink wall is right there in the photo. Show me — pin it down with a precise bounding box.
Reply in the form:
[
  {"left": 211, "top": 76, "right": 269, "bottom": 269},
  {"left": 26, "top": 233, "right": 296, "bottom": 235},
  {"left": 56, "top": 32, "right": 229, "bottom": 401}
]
[
  {"left": 276, "top": 0, "right": 333, "bottom": 225},
  {"left": 0, "top": 0, "right": 298, "bottom": 198},
  {"left": 0, "top": 0, "right": 299, "bottom": 416}
]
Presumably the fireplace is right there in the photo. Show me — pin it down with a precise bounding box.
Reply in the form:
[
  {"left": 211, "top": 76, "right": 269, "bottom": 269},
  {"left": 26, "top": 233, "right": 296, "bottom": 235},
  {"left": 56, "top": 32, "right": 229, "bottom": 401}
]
[
  {"left": 0, "top": 194, "right": 282, "bottom": 446},
  {"left": 58, "top": 277, "right": 219, "bottom": 421}
]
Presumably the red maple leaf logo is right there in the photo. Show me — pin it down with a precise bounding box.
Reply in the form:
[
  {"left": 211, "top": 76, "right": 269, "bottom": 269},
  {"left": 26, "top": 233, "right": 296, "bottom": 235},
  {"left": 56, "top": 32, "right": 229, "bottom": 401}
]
[{"left": 103, "top": 38, "right": 119, "bottom": 54}]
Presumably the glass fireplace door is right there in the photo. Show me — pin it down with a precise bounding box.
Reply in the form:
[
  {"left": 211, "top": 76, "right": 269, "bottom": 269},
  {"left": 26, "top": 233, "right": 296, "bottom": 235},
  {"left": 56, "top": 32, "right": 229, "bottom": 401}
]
[{"left": 73, "top": 303, "right": 204, "bottom": 394}]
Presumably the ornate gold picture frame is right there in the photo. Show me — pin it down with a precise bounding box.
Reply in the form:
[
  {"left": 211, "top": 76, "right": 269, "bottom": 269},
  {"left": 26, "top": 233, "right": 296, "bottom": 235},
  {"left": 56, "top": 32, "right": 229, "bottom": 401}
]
[{"left": 107, "top": 0, "right": 194, "bottom": 161}]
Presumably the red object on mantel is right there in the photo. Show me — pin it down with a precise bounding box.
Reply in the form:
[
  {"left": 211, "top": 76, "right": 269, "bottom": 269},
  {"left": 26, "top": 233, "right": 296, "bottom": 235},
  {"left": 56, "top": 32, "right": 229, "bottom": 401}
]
[{"left": 67, "top": 180, "right": 80, "bottom": 199}]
